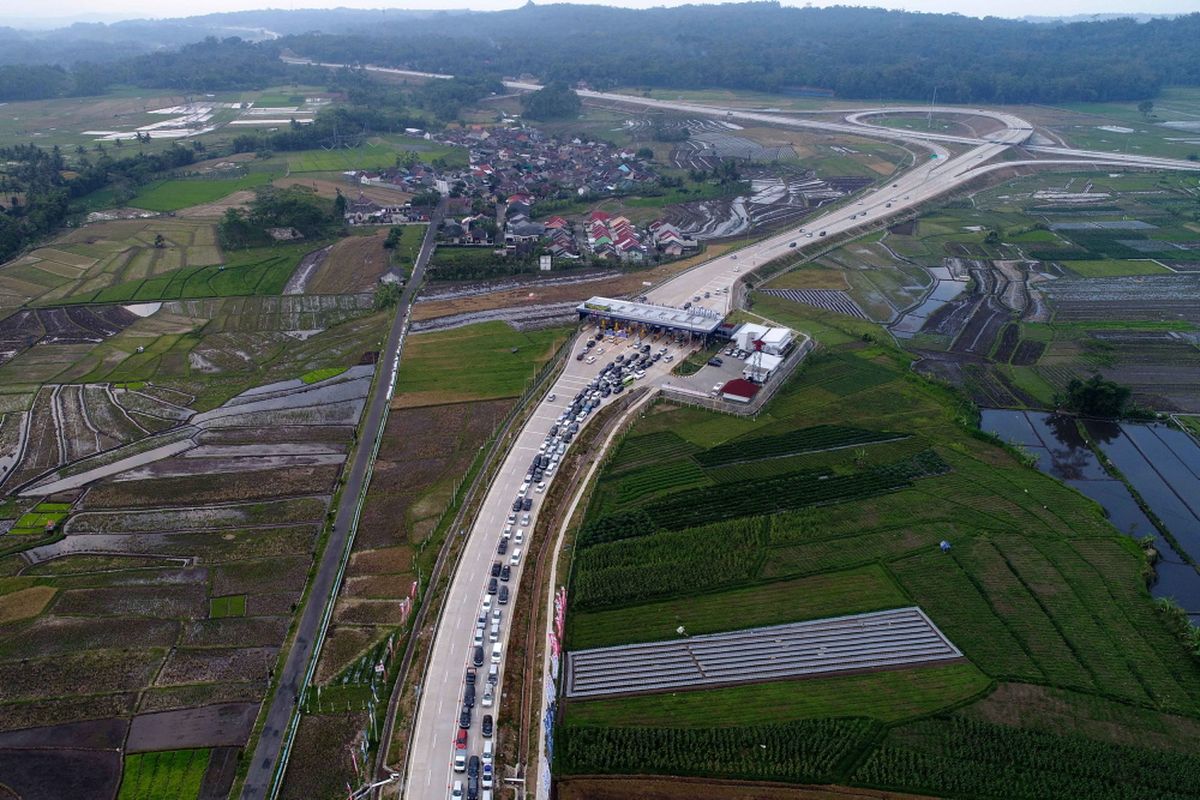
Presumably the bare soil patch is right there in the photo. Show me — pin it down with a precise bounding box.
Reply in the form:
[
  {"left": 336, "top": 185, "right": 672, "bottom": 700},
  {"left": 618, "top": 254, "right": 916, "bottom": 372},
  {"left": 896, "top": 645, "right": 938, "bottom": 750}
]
[
  {"left": 176, "top": 189, "right": 256, "bottom": 219},
  {"left": 155, "top": 647, "right": 278, "bottom": 686},
  {"left": 0, "top": 748, "right": 120, "bottom": 800},
  {"left": 273, "top": 176, "right": 411, "bottom": 206},
  {"left": 126, "top": 701, "right": 260, "bottom": 752},
  {"left": 81, "top": 465, "right": 341, "bottom": 508},
  {"left": 306, "top": 231, "right": 391, "bottom": 294}
]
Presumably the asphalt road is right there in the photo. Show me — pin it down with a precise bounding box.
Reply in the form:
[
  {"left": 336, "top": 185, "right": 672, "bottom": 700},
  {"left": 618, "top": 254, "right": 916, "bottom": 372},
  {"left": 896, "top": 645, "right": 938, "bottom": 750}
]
[
  {"left": 403, "top": 336, "right": 678, "bottom": 800},
  {"left": 240, "top": 202, "right": 445, "bottom": 800},
  {"left": 285, "top": 54, "right": 1200, "bottom": 800}
]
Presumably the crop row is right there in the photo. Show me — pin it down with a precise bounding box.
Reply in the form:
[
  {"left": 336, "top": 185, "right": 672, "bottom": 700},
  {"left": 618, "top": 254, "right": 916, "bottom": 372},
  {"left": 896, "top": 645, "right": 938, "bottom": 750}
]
[
  {"left": 558, "top": 718, "right": 880, "bottom": 784},
  {"left": 118, "top": 748, "right": 210, "bottom": 800},
  {"left": 608, "top": 430, "right": 699, "bottom": 474},
  {"left": 572, "top": 519, "right": 768, "bottom": 610},
  {"left": 853, "top": 717, "right": 1200, "bottom": 800},
  {"left": 609, "top": 458, "right": 711, "bottom": 506},
  {"left": 694, "top": 425, "right": 905, "bottom": 467},
  {"left": 642, "top": 451, "right": 947, "bottom": 531}
]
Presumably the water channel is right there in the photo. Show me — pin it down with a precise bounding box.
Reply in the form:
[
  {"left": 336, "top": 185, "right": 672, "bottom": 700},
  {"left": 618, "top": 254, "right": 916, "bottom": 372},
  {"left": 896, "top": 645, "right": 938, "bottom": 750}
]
[{"left": 981, "top": 409, "right": 1200, "bottom": 623}]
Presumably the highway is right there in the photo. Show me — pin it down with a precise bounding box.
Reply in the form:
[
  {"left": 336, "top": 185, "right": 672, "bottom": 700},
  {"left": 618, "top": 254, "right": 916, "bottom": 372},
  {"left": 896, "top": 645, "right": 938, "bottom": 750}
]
[
  {"left": 403, "top": 336, "right": 679, "bottom": 800},
  {"left": 241, "top": 202, "right": 444, "bottom": 800},
  {"left": 282, "top": 55, "right": 1200, "bottom": 800}
]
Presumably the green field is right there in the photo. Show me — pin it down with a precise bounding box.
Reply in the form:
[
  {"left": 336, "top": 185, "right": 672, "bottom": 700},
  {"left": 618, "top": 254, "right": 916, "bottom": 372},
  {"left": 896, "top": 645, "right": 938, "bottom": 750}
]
[
  {"left": 567, "top": 564, "right": 907, "bottom": 649},
  {"left": 285, "top": 145, "right": 402, "bottom": 174},
  {"left": 209, "top": 594, "right": 246, "bottom": 618},
  {"left": 300, "top": 367, "right": 348, "bottom": 384},
  {"left": 566, "top": 662, "right": 992, "bottom": 727},
  {"left": 117, "top": 749, "right": 210, "bottom": 800},
  {"left": 130, "top": 173, "right": 276, "bottom": 212},
  {"left": 61, "top": 241, "right": 319, "bottom": 305},
  {"left": 557, "top": 305, "right": 1200, "bottom": 798},
  {"left": 394, "top": 321, "right": 571, "bottom": 406},
  {"left": 1062, "top": 259, "right": 1174, "bottom": 277}
]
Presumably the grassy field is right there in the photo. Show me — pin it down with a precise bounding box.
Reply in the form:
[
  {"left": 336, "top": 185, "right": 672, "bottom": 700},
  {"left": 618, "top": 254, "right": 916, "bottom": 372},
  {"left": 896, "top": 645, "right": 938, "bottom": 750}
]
[
  {"left": 393, "top": 321, "right": 571, "bottom": 407},
  {"left": 60, "top": 241, "right": 321, "bottom": 305},
  {"left": 557, "top": 303, "right": 1200, "bottom": 797},
  {"left": 1062, "top": 259, "right": 1174, "bottom": 277},
  {"left": 117, "top": 749, "right": 210, "bottom": 800},
  {"left": 129, "top": 173, "right": 275, "bottom": 213},
  {"left": 210, "top": 594, "right": 246, "bottom": 618},
  {"left": 566, "top": 662, "right": 991, "bottom": 727},
  {"left": 567, "top": 564, "right": 907, "bottom": 649}
]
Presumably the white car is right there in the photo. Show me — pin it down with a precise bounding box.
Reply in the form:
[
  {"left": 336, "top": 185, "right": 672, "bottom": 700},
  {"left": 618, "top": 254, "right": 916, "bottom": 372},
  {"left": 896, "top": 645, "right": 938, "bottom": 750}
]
[
  {"left": 510, "top": 548, "right": 522, "bottom": 566},
  {"left": 473, "top": 625, "right": 484, "bottom": 646},
  {"left": 536, "top": 481, "right": 546, "bottom": 493},
  {"left": 518, "top": 482, "right": 529, "bottom": 495},
  {"left": 491, "top": 643, "right": 502, "bottom": 663},
  {"left": 481, "top": 596, "right": 493, "bottom": 616},
  {"left": 520, "top": 514, "right": 531, "bottom": 526},
  {"left": 711, "top": 383, "right": 723, "bottom": 396},
  {"left": 514, "top": 529, "right": 524, "bottom": 545},
  {"left": 548, "top": 393, "right": 556, "bottom": 402},
  {"left": 482, "top": 685, "right": 494, "bottom": 707},
  {"left": 451, "top": 780, "right": 463, "bottom": 799}
]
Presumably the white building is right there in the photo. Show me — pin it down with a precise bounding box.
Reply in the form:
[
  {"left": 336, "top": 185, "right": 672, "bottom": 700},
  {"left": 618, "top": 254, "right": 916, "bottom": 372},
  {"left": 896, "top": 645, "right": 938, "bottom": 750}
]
[
  {"left": 742, "top": 352, "right": 784, "bottom": 383},
  {"left": 733, "top": 323, "right": 795, "bottom": 356}
]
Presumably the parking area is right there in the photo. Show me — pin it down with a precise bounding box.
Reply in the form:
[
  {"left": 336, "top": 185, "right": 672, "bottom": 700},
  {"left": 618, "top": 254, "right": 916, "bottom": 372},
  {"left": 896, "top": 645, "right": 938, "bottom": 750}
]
[{"left": 564, "top": 607, "right": 962, "bottom": 699}]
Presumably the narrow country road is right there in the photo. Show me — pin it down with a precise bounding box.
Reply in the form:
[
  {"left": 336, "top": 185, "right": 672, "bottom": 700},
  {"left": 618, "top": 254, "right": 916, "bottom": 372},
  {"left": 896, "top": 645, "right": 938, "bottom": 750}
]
[{"left": 241, "top": 201, "right": 446, "bottom": 800}]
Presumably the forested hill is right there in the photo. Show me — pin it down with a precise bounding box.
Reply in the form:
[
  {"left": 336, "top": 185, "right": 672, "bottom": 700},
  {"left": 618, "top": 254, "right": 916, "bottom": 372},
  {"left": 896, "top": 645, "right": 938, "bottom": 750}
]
[
  {"left": 4, "top": 4, "right": 1200, "bottom": 105},
  {"left": 280, "top": 3, "right": 1198, "bottom": 104}
]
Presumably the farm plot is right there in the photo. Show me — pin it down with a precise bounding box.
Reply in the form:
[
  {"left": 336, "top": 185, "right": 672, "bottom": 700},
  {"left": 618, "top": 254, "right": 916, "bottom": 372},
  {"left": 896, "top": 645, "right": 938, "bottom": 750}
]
[
  {"left": 559, "top": 305, "right": 1200, "bottom": 794},
  {"left": 760, "top": 288, "right": 867, "bottom": 319},
  {"left": 9, "top": 219, "right": 226, "bottom": 307},
  {"left": 128, "top": 173, "right": 276, "bottom": 213}
]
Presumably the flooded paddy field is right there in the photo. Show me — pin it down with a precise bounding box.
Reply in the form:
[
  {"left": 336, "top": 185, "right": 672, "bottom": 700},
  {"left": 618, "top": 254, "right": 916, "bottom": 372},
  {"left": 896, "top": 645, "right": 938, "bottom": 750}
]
[{"left": 983, "top": 409, "right": 1200, "bottom": 622}]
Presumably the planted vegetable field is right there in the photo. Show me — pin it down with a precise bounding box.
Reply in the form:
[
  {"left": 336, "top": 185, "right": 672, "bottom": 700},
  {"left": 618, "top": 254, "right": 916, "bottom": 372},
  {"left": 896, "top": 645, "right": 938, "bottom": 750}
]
[{"left": 560, "top": 306, "right": 1200, "bottom": 797}]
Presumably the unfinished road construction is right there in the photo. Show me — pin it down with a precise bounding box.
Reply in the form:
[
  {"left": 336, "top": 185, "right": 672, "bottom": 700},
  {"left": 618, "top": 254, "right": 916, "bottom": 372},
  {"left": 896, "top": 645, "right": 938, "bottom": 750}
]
[{"left": 565, "top": 607, "right": 962, "bottom": 699}]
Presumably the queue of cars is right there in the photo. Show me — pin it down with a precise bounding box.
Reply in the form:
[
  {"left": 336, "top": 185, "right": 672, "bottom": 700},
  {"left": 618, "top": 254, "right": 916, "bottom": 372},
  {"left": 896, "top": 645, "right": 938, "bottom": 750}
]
[{"left": 452, "top": 331, "right": 675, "bottom": 799}]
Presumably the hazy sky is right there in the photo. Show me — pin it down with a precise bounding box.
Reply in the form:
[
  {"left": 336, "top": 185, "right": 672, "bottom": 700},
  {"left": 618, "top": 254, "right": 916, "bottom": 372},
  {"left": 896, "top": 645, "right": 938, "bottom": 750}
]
[{"left": 11, "top": 0, "right": 1200, "bottom": 26}]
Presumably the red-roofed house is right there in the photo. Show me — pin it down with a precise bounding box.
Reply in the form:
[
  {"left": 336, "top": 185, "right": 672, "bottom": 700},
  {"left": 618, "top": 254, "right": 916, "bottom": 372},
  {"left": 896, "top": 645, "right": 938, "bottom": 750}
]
[{"left": 721, "top": 379, "right": 761, "bottom": 403}]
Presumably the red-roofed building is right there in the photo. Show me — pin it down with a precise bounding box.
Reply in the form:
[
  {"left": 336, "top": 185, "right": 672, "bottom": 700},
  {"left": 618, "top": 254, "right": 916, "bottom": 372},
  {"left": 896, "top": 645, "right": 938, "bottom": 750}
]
[
  {"left": 544, "top": 216, "right": 568, "bottom": 229},
  {"left": 721, "top": 379, "right": 761, "bottom": 403}
]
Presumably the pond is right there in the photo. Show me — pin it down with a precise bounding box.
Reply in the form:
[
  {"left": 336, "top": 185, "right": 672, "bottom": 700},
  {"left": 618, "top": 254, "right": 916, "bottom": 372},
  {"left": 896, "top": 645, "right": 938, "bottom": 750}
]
[{"left": 982, "top": 409, "right": 1200, "bottom": 622}]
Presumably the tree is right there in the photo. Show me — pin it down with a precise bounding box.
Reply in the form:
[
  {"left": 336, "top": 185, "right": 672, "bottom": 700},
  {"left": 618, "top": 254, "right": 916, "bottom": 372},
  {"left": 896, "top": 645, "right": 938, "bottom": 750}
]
[
  {"left": 636, "top": 147, "right": 654, "bottom": 159},
  {"left": 333, "top": 191, "right": 347, "bottom": 220},
  {"left": 520, "top": 82, "right": 581, "bottom": 121},
  {"left": 1059, "top": 373, "right": 1132, "bottom": 418},
  {"left": 1138, "top": 100, "right": 1154, "bottom": 117},
  {"left": 153, "top": 233, "right": 165, "bottom": 249}
]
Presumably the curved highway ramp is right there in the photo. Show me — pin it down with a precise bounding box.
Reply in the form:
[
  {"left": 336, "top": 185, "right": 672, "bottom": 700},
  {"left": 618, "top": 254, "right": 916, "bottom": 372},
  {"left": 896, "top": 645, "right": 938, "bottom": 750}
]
[{"left": 565, "top": 607, "right": 961, "bottom": 699}]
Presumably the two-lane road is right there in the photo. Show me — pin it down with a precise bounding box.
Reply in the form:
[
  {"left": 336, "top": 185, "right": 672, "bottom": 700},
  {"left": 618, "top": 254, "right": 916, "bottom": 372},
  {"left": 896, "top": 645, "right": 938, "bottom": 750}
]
[{"left": 242, "top": 203, "right": 445, "bottom": 800}]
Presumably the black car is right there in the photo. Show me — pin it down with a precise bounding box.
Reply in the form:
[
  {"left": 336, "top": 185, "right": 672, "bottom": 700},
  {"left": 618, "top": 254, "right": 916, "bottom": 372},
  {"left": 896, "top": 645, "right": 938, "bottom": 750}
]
[
  {"left": 490, "top": 562, "right": 501, "bottom": 578},
  {"left": 497, "top": 538, "right": 508, "bottom": 555},
  {"left": 641, "top": 344, "right": 651, "bottom": 353},
  {"left": 459, "top": 705, "right": 472, "bottom": 729},
  {"left": 468, "top": 756, "right": 480, "bottom": 777},
  {"left": 463, "top": 684, "right": 475, "bottom": 708},
  {"left": 473, "top": 645, "right": 484, "bottom": 666},
  {"left": 522, "top": 497, "right": 532, "bottom": 511},
  {"left": 576, "top": 351, "right": 585, "bottom": 361},
  {"left": 467, "top": 775, "right": 479, "bottom": 800},
  {"left": 707, "top": 357, "right": 723, "bottom": 367},
  {"left": 615, "top": 354, "right": 624, "bottom": 363},
  {"left": 487, "top": 577, "right": 498, "bottom": 595},
  {"left": 613, "top": 383, "right": 625, "bottom": 394},
  {"left": 586, "top": 339, "right": 595, "bottom": 348},
  {"left": 500, "top": 565, "right": 511, "bottom": 582},
  {"left": 465, "top": 667, "right": 476, "bottom": 684},
  {"left": 498, "top": 586, "right": 510, "bottom": 605},
  {"left": 512, "top": 498, "right": 522, "bottom": 512},
  {"left": 482, "top": 714, "right": 494, "bottom": 737}
]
